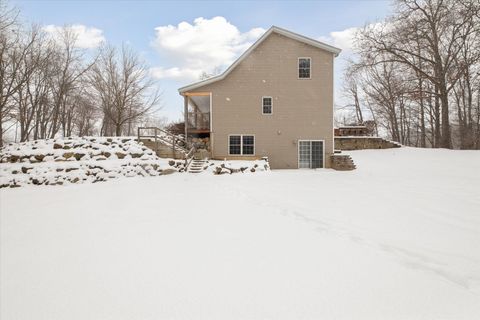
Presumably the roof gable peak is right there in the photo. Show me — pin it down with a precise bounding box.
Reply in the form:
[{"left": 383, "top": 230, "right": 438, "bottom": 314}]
[{"left": 179, "top": 26, "right": 341, "bottom": 94}]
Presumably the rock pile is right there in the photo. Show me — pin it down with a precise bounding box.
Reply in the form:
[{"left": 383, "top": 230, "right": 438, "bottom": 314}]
[
  {"left": 0, "top": 137, "right": 181, "bottom": 188},
  {"left": 213, "top": 158, "right": 270, "bottom": 175}
]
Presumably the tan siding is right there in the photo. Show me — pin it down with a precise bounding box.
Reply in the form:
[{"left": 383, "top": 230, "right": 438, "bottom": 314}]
[{"left": 188, "top": 32, "right": 335, "bottom": 169}]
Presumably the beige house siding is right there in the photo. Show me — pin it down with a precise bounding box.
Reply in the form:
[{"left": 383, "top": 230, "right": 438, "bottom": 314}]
[{"left": 186, "top": 32, "right": 335, "bottom": 169}]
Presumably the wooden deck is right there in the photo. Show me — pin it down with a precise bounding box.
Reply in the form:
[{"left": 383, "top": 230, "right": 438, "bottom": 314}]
[{"left": 187, "top": 128, "right": 210, "bottom": 134}]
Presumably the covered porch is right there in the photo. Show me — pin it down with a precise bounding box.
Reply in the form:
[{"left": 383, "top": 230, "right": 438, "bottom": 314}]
[{"left": 182, "top": 92, "right": 211, "bottom": 136}]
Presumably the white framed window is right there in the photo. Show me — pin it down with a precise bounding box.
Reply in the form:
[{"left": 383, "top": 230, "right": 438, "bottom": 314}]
[
  {"left": 298, "top": 140, "right": 324, "bottom": 168},
  {"left": 262, "top": 96, "right": 273, "bottom": 114},
  {"left": 229, "top": 134, "right": 255, "bottom": 155},
  {"left": 298, "top": 57, "right": 311, "bottom": 79}
]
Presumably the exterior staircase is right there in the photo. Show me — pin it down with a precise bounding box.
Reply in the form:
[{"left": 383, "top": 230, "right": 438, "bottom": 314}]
[
  {"left": 187, "top": 159, "right": 208, "bottom": 173},
  {"left": 138, "top": 127, "right": 207, "bottom": 173},
  {"left": 141, "top": 140, "right": 187, "bottom": 159},
  {"left": 331, "top": 154, "right": 356, "bottom": 171},
  {"left": 138, "top": 127, "right": 189, "bottom": 159}
]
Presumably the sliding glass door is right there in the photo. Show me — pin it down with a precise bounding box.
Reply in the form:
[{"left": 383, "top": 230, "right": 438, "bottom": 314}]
[{"left": 298, "top": 140, "right": 324, "bottom": 169}]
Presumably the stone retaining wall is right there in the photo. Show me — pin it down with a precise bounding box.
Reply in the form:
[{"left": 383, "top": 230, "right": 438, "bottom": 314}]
[{"left": 334, "top": 137, "right": 401, "bottom": 151}]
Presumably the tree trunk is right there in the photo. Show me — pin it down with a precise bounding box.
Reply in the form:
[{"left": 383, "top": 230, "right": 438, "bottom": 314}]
[
  {"left": 439, "top": 84, "right": 452, "bottom": 148},
  {"left": 434, "top": 86, "right": 441, "bottom": 148}
]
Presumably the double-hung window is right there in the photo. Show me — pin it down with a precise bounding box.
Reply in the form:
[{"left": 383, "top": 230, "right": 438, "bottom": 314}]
[
  {"left": 229, "top": 135, "right": 255, "bottom": 155},
  {"left": 298, "top": 57, "right": 311, "bottom": 79},
  {"left": 262, "top": 96, "right": 272, "bottom": 114}
]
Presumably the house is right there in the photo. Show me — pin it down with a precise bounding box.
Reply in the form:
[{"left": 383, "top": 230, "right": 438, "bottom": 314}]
[{"left": 178, "top": 26, "right": 341, "bottom": 169}]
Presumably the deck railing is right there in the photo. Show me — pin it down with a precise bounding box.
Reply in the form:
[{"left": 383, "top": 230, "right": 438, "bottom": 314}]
[
  {"left": 187, "top": 112, "right": 210, "bottom": 130},
  {"left": 137, "top": 126, "right": 188, "bottom": 155},
  {"left": 138, "top": 126, "right": 201, "bottom": 173}
]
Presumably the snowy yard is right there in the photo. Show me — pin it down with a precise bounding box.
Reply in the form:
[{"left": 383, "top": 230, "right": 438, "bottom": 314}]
[{"left": 1, "top": 148, "right": 480, "bottom": 319}]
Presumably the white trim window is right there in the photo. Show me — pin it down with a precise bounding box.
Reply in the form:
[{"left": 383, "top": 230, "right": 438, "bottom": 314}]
[
  {"left": 298, "top": 140, "right": 324, "bottom": 168},
  {"left": 229, "top": 135, "right": 255, "bottom": 155},
  {"left": 298, "top": 57, "right": 311, "bottom": 79},
  {"left": 262, "top": 96, "right": 273, "bottom": 114}
]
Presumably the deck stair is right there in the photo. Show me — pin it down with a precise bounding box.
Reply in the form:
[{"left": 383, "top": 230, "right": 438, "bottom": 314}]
[
  {"left": 187, "top": 159, "right": 208, "bottom": 173},
  {"left": 138, "top": 127, "right": 189, "bottom": 159}
]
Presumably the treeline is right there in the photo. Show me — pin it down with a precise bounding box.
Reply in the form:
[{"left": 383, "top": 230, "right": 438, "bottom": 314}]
[
  {"left": 342, "top": 0, "right": 480, "bottom": 149},
  {"left": 0, "top": 3, "right": 162, "bottom": 147}
]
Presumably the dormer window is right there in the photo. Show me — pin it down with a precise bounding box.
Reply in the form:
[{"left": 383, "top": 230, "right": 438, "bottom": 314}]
[{"left": 298, "top": 57, "right": 311, "bottom": 79}]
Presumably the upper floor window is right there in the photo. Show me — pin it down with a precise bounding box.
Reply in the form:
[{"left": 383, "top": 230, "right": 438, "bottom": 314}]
[
  {"left": 298, "top": 57, "right": 311, "bottom": 79},
  {"left": 262, "top": 96, "right": 272, "bottom": 114}
]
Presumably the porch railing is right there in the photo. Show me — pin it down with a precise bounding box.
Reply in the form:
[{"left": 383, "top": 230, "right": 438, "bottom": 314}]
[{"left": 187, "top": 112, "right": 210, "bottom": 130}]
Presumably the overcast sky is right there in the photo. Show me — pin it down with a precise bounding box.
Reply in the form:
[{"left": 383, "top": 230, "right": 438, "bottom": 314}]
[{"left": 13, "top": 0, "right": 392, "bottom": 122}]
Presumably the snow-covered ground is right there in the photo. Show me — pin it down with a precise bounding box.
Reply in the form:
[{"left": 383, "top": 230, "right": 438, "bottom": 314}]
[{"left": 1, "top": 147, "right": 480, "bottom": 319}]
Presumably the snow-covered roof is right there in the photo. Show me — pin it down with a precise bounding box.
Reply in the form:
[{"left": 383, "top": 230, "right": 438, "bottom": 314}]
[{"left": 178, "top": 26, "right": 342, "bottom": 94}]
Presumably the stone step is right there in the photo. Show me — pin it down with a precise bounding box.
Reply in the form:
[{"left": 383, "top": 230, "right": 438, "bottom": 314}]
[
  {"left": 331, "top": 154, "right": 356, "bottom": 171},
  {"left": 187, "top": 160, "right": 208, "bottom": 173}
]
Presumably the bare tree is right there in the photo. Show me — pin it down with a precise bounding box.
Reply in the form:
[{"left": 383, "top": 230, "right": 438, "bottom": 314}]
[
  {"left": 357, "top": 0, "right": 479, "bottom": 148},
  {"left": 343, "top": 0, "right": 480, "bottom": 149},
  {"left": 199, "top": 66, "right": 223, "bottom": 80},
  {"left": 47, "top": 26, "right": 96, "bottom": 138},
  {"left": 90, "top": 44, "right": 161, "bottom": 136},
  {"left": 342, "top": 66, "right": 364, "bottom": 124}
]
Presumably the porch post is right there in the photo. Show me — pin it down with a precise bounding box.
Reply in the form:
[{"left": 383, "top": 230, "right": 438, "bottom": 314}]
[
  {"left": 184, "top": 94, "right": 188, "bottom": 143},
  {"left": 194, "top": 105, "right": 198, "bottom": 129}
]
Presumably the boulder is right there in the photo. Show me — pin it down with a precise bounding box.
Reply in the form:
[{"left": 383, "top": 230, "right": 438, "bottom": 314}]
[
  {"left": 63, "top": 152, "right": 74, "bottom": 159},
  {"left": 34, "top": 154, "right": 45, "bottom": 161},
  {"left": 115, "top": 152, "right": 126, "bottom": 159},
  {"left": 53, "top": 143, "right": 63, "bottom": 149},
  {"left": 74, "top": 153, "right": 85, "bottom": 160},
  {"left": 21, "top": 166, "right": 32, "bottom": 174},
  {"left": 160, "top": 168, "right": 176, "bottom": 175}
]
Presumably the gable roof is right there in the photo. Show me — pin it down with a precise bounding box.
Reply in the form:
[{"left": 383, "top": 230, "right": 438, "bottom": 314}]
[{"left": 178, "top": 26, "right": 342, "bottom": 94}]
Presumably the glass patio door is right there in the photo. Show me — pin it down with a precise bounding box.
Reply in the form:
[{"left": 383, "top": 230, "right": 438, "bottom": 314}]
[{"left": 298, "top": 140, "right": 324, "bottom": 169}]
